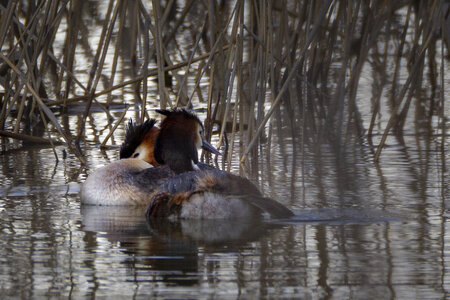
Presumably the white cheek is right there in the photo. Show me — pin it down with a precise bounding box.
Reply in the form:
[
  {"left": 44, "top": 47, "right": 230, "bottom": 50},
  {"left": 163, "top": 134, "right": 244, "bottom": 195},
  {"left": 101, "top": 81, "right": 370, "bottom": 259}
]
[
  {"left": 196, "top": 134, "right": 202, "bottom": 149},
  {"left": 132, "top": 145, "right": 148, "bottom": 160}
]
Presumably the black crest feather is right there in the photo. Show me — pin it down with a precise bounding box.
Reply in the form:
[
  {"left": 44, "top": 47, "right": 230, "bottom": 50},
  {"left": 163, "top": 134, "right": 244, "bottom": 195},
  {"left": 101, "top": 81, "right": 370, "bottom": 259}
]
[
  {"left": 120, "top": 119, "right": 157, "bottom": 159},
  {"left": 155, "top": 108, "right": 202, "bottom": 128}
]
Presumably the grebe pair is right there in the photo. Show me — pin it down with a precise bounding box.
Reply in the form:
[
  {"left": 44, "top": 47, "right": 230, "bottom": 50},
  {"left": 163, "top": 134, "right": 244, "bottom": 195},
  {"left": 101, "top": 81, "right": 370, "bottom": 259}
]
[
  {"left": 81, "top": 109, "right": 293, "bottom": 219},
  {"left": 80, "top": 112, "right": 216, "bottom": 205}
]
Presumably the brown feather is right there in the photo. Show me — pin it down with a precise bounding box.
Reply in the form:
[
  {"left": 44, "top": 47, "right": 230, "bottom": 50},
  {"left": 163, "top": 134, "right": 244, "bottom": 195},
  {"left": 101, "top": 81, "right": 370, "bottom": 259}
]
[{"left": 139, "top": 128, "right": 160, "bottom": 166}]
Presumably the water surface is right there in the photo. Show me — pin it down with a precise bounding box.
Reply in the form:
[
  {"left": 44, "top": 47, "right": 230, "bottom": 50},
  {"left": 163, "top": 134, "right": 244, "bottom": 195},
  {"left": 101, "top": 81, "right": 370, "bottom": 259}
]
[{"left": 0, "top": 129, "right": 448, "bottom": 298}]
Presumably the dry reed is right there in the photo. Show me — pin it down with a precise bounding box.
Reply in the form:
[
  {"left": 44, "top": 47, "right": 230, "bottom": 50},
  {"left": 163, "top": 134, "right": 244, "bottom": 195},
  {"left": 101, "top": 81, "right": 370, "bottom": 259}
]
[{"left": 0, "top": 0, "right": 447, "bottom": 169}]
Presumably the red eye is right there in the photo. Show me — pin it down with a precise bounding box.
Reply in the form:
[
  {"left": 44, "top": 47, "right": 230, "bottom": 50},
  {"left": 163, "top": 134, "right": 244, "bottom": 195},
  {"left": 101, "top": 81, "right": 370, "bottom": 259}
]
[{"left": 133, "top": 153, "right": 139, "bottom": 158}]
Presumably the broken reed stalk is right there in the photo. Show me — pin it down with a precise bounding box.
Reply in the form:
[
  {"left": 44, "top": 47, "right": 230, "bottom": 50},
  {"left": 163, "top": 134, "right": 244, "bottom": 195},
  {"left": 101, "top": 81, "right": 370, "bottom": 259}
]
[{"left": 0, "top": 129, "right": 60, "bottom": 144}]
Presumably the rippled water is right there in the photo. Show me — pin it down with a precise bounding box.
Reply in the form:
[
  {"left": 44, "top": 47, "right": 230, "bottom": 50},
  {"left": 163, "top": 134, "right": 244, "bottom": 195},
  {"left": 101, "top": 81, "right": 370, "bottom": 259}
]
[{"left": 0, "top": 125, "right": 448, "bottom": 298}]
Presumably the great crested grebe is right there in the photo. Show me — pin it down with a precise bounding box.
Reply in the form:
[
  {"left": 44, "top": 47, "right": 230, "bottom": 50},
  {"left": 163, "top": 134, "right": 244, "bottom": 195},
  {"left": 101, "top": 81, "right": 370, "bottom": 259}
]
[
  {"left": 80, "top": 119, "right": 172, "bottom": 206},
  {"left": 146, "top": 109, "right": 294, "bottom": 219},
  {"left": 80, "top": 116, "right": 219, "bottom": 206}
]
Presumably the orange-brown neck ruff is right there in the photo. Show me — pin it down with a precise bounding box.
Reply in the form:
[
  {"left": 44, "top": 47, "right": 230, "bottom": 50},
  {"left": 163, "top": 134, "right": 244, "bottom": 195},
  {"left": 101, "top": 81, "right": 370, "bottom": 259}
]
[
  {"left": 139, "top": 128, "right": 160, "bottom": 166},
  {"left": 154, "top": 109, "right": 203, "bottom": 174}
]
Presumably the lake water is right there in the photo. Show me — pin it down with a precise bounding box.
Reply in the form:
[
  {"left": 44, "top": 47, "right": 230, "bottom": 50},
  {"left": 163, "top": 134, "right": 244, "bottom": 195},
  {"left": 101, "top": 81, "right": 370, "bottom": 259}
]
[
  {"left": 1, "top": 119, "right": 448, "bottom": 298},
  {"left": 1, "top": 1, "right": 449, "bottom": 299}
]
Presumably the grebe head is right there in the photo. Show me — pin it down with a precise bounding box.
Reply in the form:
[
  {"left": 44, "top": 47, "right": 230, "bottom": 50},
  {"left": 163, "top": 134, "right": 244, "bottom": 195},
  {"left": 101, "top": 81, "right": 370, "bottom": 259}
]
[
  {"left": 154, "top": 109, "right": 220, "bottom": 174},
  {"left": 120, "top": 119, "right": 160, "bottom": 166}
]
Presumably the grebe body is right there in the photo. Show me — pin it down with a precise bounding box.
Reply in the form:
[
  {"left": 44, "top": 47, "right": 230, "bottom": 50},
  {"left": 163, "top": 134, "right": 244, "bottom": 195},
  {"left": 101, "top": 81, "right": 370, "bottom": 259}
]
[
  {"left": 81, "top": 159, "right": 173, "bottom": 205},
  {"left": 146, "top": 109, "right": 293, "bottom": 219},
  {"left": 147, "top": 169, "right": 291, "bottom": 219},
  {"left": 81, "top": 119, "right": 173, "bottom": 206}
]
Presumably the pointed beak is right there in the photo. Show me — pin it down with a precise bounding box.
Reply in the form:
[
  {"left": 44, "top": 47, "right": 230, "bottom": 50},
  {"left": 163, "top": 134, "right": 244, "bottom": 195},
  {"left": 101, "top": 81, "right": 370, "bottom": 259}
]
[{"left": 202, "top": 139, "right": 221, "bottom": 155}]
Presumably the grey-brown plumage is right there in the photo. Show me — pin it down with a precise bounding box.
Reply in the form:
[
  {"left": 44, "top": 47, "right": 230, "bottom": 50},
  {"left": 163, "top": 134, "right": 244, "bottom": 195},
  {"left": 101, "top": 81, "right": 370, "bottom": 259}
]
[
  {"left": 146, "top": 109, "right": 294, "bottom": 219},
  {"left": 146, "top": 168, "right": 294, "bottom": 219}
]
